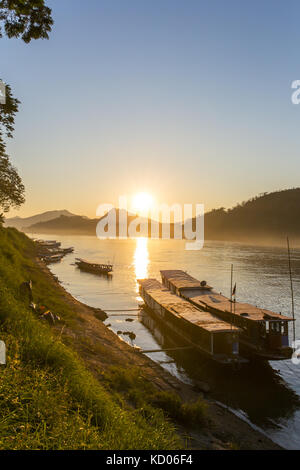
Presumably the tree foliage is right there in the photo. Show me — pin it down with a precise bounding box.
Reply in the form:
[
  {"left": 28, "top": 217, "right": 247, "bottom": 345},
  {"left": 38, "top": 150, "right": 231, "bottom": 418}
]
[
  {"left": 0, "top": 0, "right": 53, "bottom": 43},
  {"left": 0, "top": 153, "right": 25, "bottom": 212},
  {"left": 0, "top": 1, "right": 53, "bottom": 215},
  {"left": 204, "top": 188, "right": 300, "bottom": 242},
  {"left": 0, "top": 81, "right": 25, "bottom": 214}
]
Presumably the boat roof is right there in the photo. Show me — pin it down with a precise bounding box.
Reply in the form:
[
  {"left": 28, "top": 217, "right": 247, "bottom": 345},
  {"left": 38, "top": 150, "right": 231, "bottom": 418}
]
[
  {"left": 76, "top": 258, "right": 112, "bottom": 266},
  {"left": 138, "top": 279, "right": 240, "bottom": 333},
  {"left": 160, "top": 270, "right": 212, "bottom": 291},
  {"left": 161, "top": 270, "right": 293, "bottom": 323},
  {"left": 138, "top": 278, "right": 162, "bottom": 290}
]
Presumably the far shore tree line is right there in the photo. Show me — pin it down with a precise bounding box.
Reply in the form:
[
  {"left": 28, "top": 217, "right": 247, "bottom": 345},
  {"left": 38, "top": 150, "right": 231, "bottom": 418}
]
[
  {"left": 18, "top": 188, "right": 300, "bottom": 243},
  {"left": 0, "top": 0, "right": 53, "bottom": 223}
]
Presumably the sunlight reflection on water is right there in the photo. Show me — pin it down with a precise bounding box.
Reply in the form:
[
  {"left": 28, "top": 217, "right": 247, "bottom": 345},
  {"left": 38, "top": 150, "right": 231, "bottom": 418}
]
[
  {"left": 133, "top": 238, "right": 149, "bottom": 295},
  {"left": 40, "top": 234, "right": 300, "bottom": 449}
]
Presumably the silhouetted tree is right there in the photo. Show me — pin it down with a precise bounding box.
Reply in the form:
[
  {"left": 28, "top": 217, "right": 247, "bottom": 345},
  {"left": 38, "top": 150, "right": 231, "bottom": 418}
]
[
  {"left": 0, "top": 0, "right": 53, "bottom": 215},
  {"left": 0, "top": 0, "right": 53, "bottom": 42},
  {"left": 203, "top": 188, "right": 300, "bottom": 242},
  {"left": 0, "top": 81, "right": 25, "bottom": 215}
]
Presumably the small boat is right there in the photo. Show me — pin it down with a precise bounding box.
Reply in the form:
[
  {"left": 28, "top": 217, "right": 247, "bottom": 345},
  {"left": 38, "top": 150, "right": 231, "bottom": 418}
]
[
  {"left": 160, "top": 270, "right": 294, "bottom": 361},
  {"left": 75, "top": 258, "right": 113, "bottom": 275},
  {"left": 61, "top": 247, "right": 74, "bottom": 254},
  {"left": 36, "top": 240, "right": 61, "bottom": 249},
  {"left": 138, "top": 278, "right": 246, "bottom": 365},
  {"left": 52, "top": 247, "right": 74, "bottom": 255},
  {"left": 43, "top": 253, "right": 64, "bottom": 264}
]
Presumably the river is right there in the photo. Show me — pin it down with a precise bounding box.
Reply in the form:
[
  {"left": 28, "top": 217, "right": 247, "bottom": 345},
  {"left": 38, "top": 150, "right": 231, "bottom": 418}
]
[{"left": 33, "top": 234, "right": 300, "bottom": 449}]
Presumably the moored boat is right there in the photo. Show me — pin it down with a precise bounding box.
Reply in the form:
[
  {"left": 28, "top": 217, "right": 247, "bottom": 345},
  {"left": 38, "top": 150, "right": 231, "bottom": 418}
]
[
  {"left": 138, "top": 278, "right": 246, "bottom": 365},
  {"left": 36, "top": 239, "right": 73, "bottom": 263},
  {"left": 61, "top": 247, "right": 74, "bottom": 254},
  {"left": 35, "top": 240, "right": 61, "bottom": 249},
  {"left": 43, "top": 253, "right": 65, "bottom": 264},
  {"left": 75, "top": 258, "right": 113, "bottom": 275},
  {"left": 160, "top": 270, "right": 294, "bottom": 361}
]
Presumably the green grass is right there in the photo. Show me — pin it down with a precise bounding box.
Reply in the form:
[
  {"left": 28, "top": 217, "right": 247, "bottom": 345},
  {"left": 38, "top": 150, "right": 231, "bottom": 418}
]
[
  {"left": 103, "top": 366, "right": 208, "bottom": 426},
  {"left": 0, "top": 227, "right": 180, "bottom": 449}
]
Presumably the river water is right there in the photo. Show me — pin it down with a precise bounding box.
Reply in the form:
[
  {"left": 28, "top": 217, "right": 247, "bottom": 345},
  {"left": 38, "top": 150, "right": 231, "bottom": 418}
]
[{"left": 34, "top": 234, "right": 300, "bottom": 449}]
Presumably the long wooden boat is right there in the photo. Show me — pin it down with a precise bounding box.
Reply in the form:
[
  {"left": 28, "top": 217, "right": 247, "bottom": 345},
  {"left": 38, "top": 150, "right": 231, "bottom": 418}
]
[
  {"left": 43, "top": 253, "right": 65, "bottom": 264},
  {"left": 160, "top": 270, "right": 294, "bottom": 361},
  {"left": 138, "top": 278, "right": 246, "bottom": 365},
  {"left": 75, "top": 258, "right": 113, "bottom": 275},
  {"left": 61, "top": 247, "right": 74, "bottom": 254},
  {"left": 36, "top": 240, "right": 61, "bottom": 249},
  {"left": 51, "top": 247, "right": 74, "bottom": 255}
]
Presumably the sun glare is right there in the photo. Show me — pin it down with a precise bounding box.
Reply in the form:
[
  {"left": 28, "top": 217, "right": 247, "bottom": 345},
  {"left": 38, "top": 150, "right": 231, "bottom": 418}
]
[
  {"left": 134, "top": 237, "right": 149, "bottom": 294},
  {"left": 131, "top": 192, "right": 154, "bottom": 216}
]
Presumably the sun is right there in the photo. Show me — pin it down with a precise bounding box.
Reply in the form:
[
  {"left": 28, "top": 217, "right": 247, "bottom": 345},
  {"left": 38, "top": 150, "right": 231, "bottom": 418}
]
[{"left": 131, "top": 192, "right": 154, "bottom": 216}]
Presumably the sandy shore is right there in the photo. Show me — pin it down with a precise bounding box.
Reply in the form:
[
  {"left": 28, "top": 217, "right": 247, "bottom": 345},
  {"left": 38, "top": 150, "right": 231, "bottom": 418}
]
[{"left": 36, "top": 258, "right": 282, "bottom": 450}]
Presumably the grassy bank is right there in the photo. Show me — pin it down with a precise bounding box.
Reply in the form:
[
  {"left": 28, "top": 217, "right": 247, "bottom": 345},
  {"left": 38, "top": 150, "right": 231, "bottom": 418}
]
[
  {"left": 0, "top": 227, "right": 186, "bottom": 449},
  {"left": 0, "top": 227, "right": 281, "bottom": 451}
]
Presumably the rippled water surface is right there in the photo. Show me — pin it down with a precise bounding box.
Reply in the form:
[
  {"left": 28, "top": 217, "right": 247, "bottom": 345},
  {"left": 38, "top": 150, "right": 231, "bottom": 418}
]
[{"left": 35, "top": 234, "right": 300, "bottom": 449}]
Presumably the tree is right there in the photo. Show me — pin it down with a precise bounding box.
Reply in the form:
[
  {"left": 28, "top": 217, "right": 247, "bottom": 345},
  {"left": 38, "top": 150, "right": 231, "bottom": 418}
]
[
  {"left": 0, "top": 0, "right": 53, "bottom": 216},
  {"left": 0, "top": 0, "right": 53, "bottom": 43},
  {"left": 0, "top": 81, "right": 25, "bottom": 215}
]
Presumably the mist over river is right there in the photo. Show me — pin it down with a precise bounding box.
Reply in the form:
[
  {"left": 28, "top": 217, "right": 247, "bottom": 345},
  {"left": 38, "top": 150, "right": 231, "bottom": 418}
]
[{"left": 33, "top": 234, "right": 300, "bottom": 449}]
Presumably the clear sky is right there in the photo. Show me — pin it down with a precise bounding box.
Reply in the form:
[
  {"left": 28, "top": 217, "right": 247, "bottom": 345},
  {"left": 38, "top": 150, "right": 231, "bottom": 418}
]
[{"left": 1, "top": 0, "right": 300, "bottom": 217}]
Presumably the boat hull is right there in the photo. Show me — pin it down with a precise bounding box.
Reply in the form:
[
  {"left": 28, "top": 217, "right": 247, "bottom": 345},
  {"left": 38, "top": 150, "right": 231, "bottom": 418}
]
[
  {"left": 193, "top": 303, "right": 293, "bottom": 361},
  {"left": 239, "top": 341, "right": 293, "bottom": 361},
  {"left": 141, "top": 304, "right": 246, "bottom": 366},
  {"left": 76, "top": 263, "right": 112, "bottom": 275}
]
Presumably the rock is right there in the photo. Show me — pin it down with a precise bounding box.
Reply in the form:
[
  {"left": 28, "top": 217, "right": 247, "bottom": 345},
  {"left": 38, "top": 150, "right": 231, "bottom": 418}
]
[
  {"left": 193, "top": 380, "right": 210, "bottom": 393},
  {"left": 123, "top": 331, "right": 136, "bottom": 341},
  {"left": 93, "top": 309, "right": 108, "bottom": 321}
]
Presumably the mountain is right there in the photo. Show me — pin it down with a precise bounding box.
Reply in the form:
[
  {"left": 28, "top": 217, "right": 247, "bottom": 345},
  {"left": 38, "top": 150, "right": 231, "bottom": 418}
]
[
  {"left": 4, "top": 210, "right": 75, "bottom": 231},
  {"left": 26, "top": 209, "right": 180, "bottom": 237},
  {"left": 22, "top": 188, "right": 300, "bottom": 244},
  {"left": 26, "top": 210, "right": 163, "bottom": 236},
  {"left": 27, "top": 214, "right": 99, "bottom": 235},
  {"left": 200, "top": 188, "right": 300, "bottom": 244}
]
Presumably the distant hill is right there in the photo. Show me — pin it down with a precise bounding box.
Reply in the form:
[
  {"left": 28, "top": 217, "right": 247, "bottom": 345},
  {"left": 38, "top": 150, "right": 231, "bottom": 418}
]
[
  {"left": 23, "top": 188, "right": 300, "bottom": 244},
  {"left": 4, "top": 210, "right": 75, "bottom": 231},
  {"left": 201, "top": 188, "right": 300, "bottom": 244},
  {"left": 26, "top": 209, "right": 173, "bottom": 237},
  {"left": 27, "top": 214, "right": 99, "bottom": 235}
]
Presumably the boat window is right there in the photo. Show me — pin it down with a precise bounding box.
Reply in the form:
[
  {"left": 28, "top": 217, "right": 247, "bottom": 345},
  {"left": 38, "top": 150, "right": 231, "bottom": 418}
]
[
  {"left": 265, "top": 321, "right": 269, "bottom": 332},
  {"left": 270, "top": 322, "right": 281, "bottom": 334}
]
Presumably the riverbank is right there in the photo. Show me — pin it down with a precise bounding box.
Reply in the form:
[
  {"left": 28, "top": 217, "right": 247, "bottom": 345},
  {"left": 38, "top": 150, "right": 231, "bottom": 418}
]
[
  {"left": 36, "top": 253, "right": 281, "bottom": 450},
  {"left": 0, "top": 227, "right": 281, "bottom": 449}
]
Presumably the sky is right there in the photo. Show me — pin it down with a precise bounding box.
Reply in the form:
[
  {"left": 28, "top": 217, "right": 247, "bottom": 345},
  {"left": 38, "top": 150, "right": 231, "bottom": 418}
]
[{"left": 1, "top": 0, "right": 300, "bottom": 218}]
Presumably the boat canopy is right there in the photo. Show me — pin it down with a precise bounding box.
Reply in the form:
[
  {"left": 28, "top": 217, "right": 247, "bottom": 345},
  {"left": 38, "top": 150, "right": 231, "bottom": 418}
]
[
  {"left": 138, "top": 279, "right": 240, "bottom": 333},
  {"left": 161, "top": 270, "right": 293, "bottom": 323},
  {"left": 161, "top": 270, "right": 212, "bottom": 291}
]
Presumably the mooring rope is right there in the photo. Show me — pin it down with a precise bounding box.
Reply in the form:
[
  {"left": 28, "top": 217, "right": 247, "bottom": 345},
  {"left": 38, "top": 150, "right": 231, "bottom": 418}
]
[{"left": 105, "top": 308, "right": 141, "bottom": 312}]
